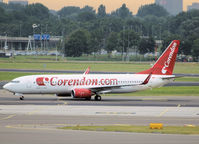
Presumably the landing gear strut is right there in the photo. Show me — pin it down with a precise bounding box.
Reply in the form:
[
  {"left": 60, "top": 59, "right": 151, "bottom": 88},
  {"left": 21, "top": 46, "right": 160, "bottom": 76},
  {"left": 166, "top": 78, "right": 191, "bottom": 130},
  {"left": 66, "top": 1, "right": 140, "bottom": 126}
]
[
  {"left": 14, "top": 93, "right": 24, "bottom": 100},
  {"left": 19, "top": 96, "right": 24, "bottom": 100},
  {"left": 95, "top": 95, "right": 101, "bottom": 101}
]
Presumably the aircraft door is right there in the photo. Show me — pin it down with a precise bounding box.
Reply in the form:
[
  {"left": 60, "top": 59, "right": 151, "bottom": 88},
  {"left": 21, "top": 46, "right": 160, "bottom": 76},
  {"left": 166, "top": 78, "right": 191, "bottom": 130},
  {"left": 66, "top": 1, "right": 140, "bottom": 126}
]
[{"left": 26, "top": 78, "right": 32, "bottom": 89}]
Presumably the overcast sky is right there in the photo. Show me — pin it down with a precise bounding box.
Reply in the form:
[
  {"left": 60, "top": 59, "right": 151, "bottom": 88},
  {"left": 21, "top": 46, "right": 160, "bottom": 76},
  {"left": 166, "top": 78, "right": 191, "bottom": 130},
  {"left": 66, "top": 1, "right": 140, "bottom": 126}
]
[{"left": 4, "top": 0, "right": 199, "bottom": 14}]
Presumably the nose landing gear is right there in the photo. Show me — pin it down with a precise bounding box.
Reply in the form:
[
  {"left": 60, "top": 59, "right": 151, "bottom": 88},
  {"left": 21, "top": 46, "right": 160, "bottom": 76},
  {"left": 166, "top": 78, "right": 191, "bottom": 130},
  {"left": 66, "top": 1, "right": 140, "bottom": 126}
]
[
  {"left": 14, "top": 93, "right": 24, "bottom": 100},
  {"left": 19, "top": 96, "right": 24, "bottom": 100}
]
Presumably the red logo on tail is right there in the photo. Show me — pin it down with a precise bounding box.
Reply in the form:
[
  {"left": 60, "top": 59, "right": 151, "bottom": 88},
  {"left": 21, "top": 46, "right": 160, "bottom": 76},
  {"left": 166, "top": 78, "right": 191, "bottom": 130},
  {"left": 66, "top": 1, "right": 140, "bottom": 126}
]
[{"left": 161, "top": 42, "right": 177, "bottom": 74}]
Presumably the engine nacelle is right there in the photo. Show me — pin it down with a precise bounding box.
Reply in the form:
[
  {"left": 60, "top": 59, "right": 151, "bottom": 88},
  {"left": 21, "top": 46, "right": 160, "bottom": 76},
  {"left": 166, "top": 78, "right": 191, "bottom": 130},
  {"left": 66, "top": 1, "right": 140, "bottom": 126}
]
[{"left": 71, "top": 88, "right": 93, "bottom": 98}]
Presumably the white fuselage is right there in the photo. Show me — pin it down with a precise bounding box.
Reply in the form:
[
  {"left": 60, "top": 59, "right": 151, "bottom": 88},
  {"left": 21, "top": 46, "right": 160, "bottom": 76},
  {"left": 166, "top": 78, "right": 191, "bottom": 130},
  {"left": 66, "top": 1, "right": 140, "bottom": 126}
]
[{"left": 4, "top": 74, "right": 174, "bottom": 96}]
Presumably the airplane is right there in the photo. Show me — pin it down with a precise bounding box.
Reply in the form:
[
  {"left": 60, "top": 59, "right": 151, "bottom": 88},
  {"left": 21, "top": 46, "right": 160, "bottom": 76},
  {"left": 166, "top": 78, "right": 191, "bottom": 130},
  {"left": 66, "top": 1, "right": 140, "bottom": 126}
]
[{"left": 3, "top": 40, "right": 180, "bottom": 101}]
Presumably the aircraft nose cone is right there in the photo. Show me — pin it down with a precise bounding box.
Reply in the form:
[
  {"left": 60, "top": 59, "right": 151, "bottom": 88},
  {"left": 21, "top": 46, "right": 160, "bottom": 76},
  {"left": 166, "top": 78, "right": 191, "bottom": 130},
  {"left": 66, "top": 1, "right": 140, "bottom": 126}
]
[{"left": 3, "top": 83, "right": 10, "bottom": 91}]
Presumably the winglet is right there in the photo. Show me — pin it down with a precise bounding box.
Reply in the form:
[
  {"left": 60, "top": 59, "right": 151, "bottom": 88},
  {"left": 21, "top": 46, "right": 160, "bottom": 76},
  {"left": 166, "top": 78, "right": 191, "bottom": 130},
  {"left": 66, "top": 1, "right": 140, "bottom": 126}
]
[
  {"left": 83, "top": 67, "right": 90, "bottom": 75},
  {"left": 142, "top": 73, "right": 152, "bottom": 85}
]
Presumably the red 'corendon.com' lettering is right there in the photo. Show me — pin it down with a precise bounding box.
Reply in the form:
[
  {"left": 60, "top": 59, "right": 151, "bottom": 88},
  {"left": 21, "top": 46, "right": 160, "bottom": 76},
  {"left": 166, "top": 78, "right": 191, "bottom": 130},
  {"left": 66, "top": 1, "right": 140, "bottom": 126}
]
[{"left": 49, "top": 77, "right": 118, "bottom": 86}]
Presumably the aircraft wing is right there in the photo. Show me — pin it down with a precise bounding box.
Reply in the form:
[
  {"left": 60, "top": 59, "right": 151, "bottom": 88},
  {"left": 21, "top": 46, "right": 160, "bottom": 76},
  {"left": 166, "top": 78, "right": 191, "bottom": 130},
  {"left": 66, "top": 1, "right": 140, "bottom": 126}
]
[
  {"left": 89, "top": 84, "right": 137, "bottom": 93},
  {"left": 89, "top": 73, "right": 152, "bottom": 93}
]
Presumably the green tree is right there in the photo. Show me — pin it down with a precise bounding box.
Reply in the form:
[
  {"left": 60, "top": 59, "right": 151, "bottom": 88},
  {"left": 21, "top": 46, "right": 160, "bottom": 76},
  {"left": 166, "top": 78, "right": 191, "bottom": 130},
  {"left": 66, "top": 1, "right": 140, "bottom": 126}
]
[
  {"left": 81, "top": 5, "right": 95, "bottom": 13},
  {"left": 111, "top": 4, "right": 132, "bottom": 18},
  {"left": 137, "top": 4, "right": 169, "bottom": 17},
  {"left": 139, "top": 37, "right": 155, "bottom": 54},
  {"left": 58, "top": 6, "right": 80, "bottom": 17},
  {"left": 64, "top": 29, "right": 90, "bottom": 57},
  {"left": 97, "top": 4, "right": 106, "bottom": 18},
  {"left": 119, "top": 29, "right": 140, "bottom": 59},
  {"left": 105, "top": 32, "right": 118, "bottom": 57},
  {"left": 180, "top": 40, "right": 192, "bottom": 55},
  {"left": 192, "top": 39, "right": 199, "bottom": 61},
  {"left": 77, "top": 11, "right": 96, "bottom": 22},
  {"left": 89, "top": 28, "right": 105, "bottom": 55},
  {"left": 0, "top": 7, "right": 8, "bottom": 23},
  {"left": 162, "top": 34, "right": 181, "bottom": 52},
  {"left": 24, "top": 3, "right": 49, "bottom": 20}
]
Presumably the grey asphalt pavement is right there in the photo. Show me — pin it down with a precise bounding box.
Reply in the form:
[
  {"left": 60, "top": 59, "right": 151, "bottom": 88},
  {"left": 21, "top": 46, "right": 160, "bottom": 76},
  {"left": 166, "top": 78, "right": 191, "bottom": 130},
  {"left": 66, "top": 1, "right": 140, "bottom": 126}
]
[
  {"left": 1, "top": 126, "right": 199, "bottom": 144},
  {"left": 1, "top": 90, "right": 199, "bottom": 144},
  {"left": 1, "top": 90, "right": 199, "bottom": 107}
]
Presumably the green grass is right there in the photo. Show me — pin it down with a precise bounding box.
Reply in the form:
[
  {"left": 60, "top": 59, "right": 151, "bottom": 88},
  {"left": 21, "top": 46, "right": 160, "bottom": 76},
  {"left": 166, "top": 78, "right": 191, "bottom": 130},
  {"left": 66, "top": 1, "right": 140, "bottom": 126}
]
[
  {"left": 0, "top": 61, "right": 149, "bottom": 72},
  {"left": 0, "top": 55, "right": 64, "bottom": 63},
  {"left": 0, "top": 55, "right": 155, "bottom": 63},
  {"left": 59, "top": 125, "right": 199, "bottom": 135},
  {"left": 108, "top": 86, "right": 199, "bottom": 96},
  {"left": 0, "top": 56, "right": 199, "bottom": 74},
  {"left": 0, "top": 72, "right": 41, "bottom": 81},
  {"left": 0, "top": 61, "right": 199, "bottom": 74},
  {"left": 173, "top": 62, "right": 199, "bottom": 74},
  {"left": 0, "top": 72, "right": 68, "bottom": 81},
  {"left": 176, "top": 77, "right": 199, "bottom": 82}
]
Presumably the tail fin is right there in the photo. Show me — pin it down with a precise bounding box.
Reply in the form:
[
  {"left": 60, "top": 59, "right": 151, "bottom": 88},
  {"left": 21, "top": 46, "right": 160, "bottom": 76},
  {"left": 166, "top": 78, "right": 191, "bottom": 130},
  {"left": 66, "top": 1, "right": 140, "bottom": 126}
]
[{"left": 137, "top": 40, "right": 180, "bottom": 75}]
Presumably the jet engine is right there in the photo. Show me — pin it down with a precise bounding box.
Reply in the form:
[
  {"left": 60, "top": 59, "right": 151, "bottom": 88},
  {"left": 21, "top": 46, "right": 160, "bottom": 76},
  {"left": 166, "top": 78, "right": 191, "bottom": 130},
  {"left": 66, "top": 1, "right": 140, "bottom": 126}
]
[{"left": 71, "top": 88, "right": 94, "bottom": 98}]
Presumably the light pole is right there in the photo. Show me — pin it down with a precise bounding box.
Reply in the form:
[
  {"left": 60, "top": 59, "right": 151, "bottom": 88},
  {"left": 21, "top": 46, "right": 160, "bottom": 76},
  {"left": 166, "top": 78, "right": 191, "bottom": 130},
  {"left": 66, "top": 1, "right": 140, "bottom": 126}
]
[
  {"left": 40, "top": 24, "right": 43, "bottom": 51},
  {"left": 32, "top": 25, "right": 35, "bottom": 51},
  {"left": 122, "top": 26, "right": 125, "bottom": 61},
  {"left": 19, "top": 23, "right": 22, "bottom": 50},
  {"left": 4, "top": 32, "right": 8, "bottom": 52},
  {"left": 32, "top": 24, "right": 39, "bottom": 52},
  {"left": 45, "top": 24, "right": 48, "bottom": 52}
]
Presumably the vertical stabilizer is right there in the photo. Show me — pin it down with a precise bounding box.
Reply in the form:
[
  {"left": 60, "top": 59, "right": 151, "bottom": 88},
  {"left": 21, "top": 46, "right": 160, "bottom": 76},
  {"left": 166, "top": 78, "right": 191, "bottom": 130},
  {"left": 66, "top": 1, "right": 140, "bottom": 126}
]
[{"left": 137, "top": 40, "right": 180, "bottom": 75}]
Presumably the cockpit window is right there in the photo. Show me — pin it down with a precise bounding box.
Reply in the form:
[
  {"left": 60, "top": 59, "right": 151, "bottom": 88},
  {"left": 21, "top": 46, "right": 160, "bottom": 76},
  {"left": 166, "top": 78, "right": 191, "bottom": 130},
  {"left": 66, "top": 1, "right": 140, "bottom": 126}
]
[{"left": 10, "top": 81, "right": 20, "bottom": 83}]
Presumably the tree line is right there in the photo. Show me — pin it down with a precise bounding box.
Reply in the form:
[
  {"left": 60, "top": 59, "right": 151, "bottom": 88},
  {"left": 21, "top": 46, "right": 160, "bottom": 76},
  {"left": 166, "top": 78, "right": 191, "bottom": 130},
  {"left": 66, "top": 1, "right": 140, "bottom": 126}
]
[{"left": 0, "top": 2, "right": 199, "bottom": 61}]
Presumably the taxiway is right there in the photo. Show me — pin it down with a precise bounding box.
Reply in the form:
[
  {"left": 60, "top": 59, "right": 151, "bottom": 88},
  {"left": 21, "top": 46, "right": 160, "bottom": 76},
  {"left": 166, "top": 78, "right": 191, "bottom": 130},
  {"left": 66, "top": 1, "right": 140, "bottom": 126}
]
[{"left": 0, "top": 90, "right": 199, "bottom": 144}]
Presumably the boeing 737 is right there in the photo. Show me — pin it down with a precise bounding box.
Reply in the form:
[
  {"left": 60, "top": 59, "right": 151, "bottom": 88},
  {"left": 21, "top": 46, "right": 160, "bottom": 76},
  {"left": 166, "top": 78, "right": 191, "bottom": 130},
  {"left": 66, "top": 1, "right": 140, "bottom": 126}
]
[{"left": 3, "top": 40, "right": 180, "bottom": 101}]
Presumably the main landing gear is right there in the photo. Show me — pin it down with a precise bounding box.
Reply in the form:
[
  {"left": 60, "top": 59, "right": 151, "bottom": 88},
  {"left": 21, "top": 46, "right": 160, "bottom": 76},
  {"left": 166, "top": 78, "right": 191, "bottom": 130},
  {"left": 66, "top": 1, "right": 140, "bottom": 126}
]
[
  {"left": 94, "top": 95, "right": 102, "bottom": 101},
  {"left": 84, "top": 95, "right": 101, "bottom": 101}
]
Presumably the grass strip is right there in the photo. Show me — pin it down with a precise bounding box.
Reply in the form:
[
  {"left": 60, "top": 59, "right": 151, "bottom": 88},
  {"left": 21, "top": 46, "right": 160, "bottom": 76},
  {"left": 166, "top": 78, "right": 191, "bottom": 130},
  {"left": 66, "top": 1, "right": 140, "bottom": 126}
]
[
  {"left": 176, "top": 77, "right": 199, "bottom": 82},
  {"left": 0, "top": 72, "right": 68, "bottom": 81},
  {"left": 0, "top": 71, "right": 199, "bottom": 82},
  {"left": 59, "top": 125, "right": 199, "bottom": 135},
  {"left": 0, "top": 56, "right": 199, "bottom": 74}
]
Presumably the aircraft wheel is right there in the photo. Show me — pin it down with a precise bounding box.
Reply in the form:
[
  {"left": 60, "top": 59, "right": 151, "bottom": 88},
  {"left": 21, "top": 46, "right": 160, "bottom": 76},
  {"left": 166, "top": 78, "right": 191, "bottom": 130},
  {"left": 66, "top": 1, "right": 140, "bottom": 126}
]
[
  {"left": 20, "top": 96, "right": 24, "bottom": 100},
  {"left": 95, "top": 95, "right": 101, "bottom": 101}
]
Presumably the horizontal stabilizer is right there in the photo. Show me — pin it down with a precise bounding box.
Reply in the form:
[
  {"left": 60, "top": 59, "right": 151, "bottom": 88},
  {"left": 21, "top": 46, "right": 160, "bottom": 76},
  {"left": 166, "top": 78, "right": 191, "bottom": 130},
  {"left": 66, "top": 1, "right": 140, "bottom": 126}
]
[{"left": 161, "top": 76, "right": 183, "bottom": 80}]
